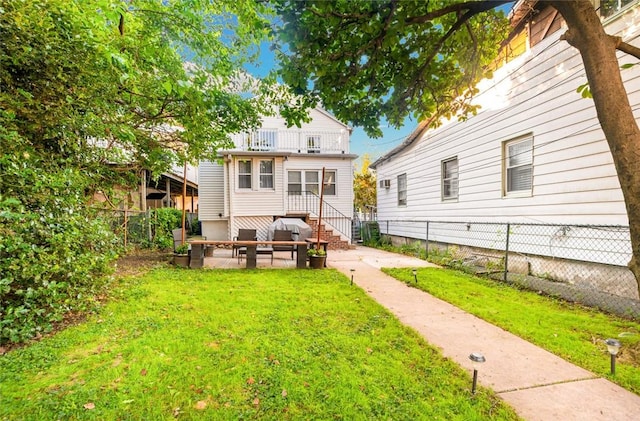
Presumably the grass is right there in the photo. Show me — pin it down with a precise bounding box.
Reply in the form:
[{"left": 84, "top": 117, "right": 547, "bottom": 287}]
[
  {"left": 384, "top": 267, "right": 640, "bottom": 395},
  {"left": 0, "top": 268, "right": 520, "bottom": 420}
]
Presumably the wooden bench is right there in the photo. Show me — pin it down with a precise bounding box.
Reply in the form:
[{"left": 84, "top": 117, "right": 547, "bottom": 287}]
[{"left": 188, "top": 240, "right": 308, "bottom": 269}]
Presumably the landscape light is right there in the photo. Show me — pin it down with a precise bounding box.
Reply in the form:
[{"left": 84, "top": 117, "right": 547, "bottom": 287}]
[
  {"left": 469, "top": 352, "right": 486, "bottom": 394},
  {"left": 605, "top": 338, "right": 621, "bottom": 375}
]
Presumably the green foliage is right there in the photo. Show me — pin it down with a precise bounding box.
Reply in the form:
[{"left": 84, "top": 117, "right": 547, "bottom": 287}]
[
  {"left": 0, "top": 269, "right": 519, "bottom": 420},
  {"left": 0, "top": 183, "right": 119, "bottom": 345},
  {"left": 0, "top": 0, "right": 304, "bottom": 346},
  {"left": 273, "top": 1, "right": 510, "bottom": 137},
  {"left": 150, "top": 208, "right": 183, "bottom": 250},
  {"left": 174, "top": 243, "right": 189, "bottom": 255},
  {"left": 353, "top": 154, "right": 376, "bottom": 213},
  {"left": 307, "top": 247, "right": 326, "bottom": 256}
]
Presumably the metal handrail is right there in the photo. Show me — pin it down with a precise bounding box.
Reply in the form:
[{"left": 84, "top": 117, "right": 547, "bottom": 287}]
[{"left": 287, "top": 191, "right": 352, "bottom": 241}]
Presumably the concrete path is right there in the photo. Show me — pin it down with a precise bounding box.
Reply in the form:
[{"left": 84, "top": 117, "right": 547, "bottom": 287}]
[{"left": 328, "top": 246, "right": 640, "bottom": 421}]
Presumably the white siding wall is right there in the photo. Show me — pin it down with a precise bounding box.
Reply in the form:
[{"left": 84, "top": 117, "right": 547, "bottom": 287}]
[
  {"left": 198, "top": 161, "right": 225, "bottom": 220},
  {"left": 375, "top": 9, "right": 639, "bottom": 226}
]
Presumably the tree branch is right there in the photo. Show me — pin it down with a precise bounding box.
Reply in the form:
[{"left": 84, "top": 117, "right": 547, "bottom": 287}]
[
  {"left": 405, "top": 0, "right": 511, "bottom": 25},
  {"left": 618, "top": 40, "right": 640, "bottom": 60}
]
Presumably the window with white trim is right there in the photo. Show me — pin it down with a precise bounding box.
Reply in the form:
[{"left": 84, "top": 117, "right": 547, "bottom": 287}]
[
  {"left": 397, "top": 173, "right": 407, "bottom": 206},
  {"left": 599, "top": 0, "right": 635, "bottom": 18},
  {"left": 323, "top": 170, "right": 336, "bottom": 195},
  {"left": 442, "top": 157, "right": 459, "bottom": 200},
  {"left": 238, "top": 159, "right": 252, "bottom": 189},
  {"left": 287, "top": 170, "right": 337, "bottom": 196},
  {"left": 504, "top": 136, "right": 533, "bottom": 195},
  {"left": 288, "top": 171, "right": 302, "bottom": 195},
  {"left": 259, "top": 159, "right": 274, "bottom": 189}
]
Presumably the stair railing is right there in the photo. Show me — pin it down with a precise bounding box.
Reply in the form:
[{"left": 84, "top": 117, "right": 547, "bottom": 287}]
[{"left": 287, "top": 191, "right": 352, "bottom": 241}]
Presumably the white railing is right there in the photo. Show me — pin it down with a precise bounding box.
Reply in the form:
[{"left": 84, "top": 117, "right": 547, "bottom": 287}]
[{"left": 229, "top": 129, "right": 350, "bottom": 154}]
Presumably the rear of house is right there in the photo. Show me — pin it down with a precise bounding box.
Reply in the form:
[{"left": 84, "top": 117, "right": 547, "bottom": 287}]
[{"left": 199, "top": 108, "right": 356, "bottom": 249}]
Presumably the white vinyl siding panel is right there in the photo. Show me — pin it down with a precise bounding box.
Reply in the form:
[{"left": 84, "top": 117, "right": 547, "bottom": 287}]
[
  {"left": 198, "top": 161, "right": 225, "bottom": 220},
  {"left": 374, "top": 11, "right": 637, "bottom": 226}
]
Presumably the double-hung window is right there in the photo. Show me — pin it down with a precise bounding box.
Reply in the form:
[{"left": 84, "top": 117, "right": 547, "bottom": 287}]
[
  {"left": 442, "top": 157, "right": 459, "bottom": 200},
  {"left": 238, "top": 159, "right": 252, "bottom": 189},
  {"left": 504, "top": 136, "right": 533, "bottom": 195},
  {"left": 323, "top": 170, "right": 336, "bottom": 195},
  {"left": 259, "top": 159, "right": 274, "bottom": 189},
  {"left": 397, "top": 173, "right": 407, "bottom": 206}
]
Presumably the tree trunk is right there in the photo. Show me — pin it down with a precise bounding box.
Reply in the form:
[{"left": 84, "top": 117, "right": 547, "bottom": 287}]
[{"left": 550, "top": 0, "right": 640, "bottom": 296}]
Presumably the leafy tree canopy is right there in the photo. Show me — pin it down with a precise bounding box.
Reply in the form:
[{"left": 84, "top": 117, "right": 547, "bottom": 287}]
[
  {"left": 1, "top": 0, "right": 304, "bottom": 181},
  {"left": 273, "top": 0, "right": 511, "bottom": 137}
]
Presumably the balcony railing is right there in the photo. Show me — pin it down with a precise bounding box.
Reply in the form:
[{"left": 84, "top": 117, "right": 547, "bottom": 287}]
[{"left": 229, "top": 129, "right": 350, "bottom": 154}]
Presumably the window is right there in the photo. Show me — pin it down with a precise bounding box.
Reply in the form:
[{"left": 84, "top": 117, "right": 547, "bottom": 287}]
[
  {"left": 323, "top": 170, "right": 336, "bottom": 195},
  {"left": 600, "top": 0, "right": 635, "bottom": 18},
  {"left": 397, "top": 173, "right": 407, "bottom": 206},
  {"left": 238, "top": 159, "right": 252, "bottom": 189},
  {"left": 259, "top": 159, "right": 274, "bottom": 189},
  {"left": 287, "top": 170, "right": 337, "bottom": 196},
  {"left": 307, "top": 135, "right": 320, "bottom": 153},
  {"left": 504, "top": 136, "right": 533, "bottom": 195},
  {"left": 305, "top": 171, "right": 319, "bottom": 194},
  {"left": 442, "top": 157, "right": 459, "bottom": 200},
  {"left": 288, "top": 171, "right": 302, "bottom": 195}
]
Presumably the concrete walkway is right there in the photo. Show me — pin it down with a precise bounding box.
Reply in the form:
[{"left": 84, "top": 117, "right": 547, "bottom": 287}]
[
  {"left": 202, "top": 245, "right": 640, "bottom": 419},
  {"left": 327, "top": 246, "right": 640, "bottom": 421}
]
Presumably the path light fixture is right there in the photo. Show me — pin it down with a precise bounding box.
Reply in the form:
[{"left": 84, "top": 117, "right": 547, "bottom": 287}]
[
  {"left": 605, "top": 338, "right": 621, "bottom": 375},
  {"left": 412, "top": 268, "right": 418, "bottom": 284},
  {"left": 469, "top": 352, "right": 486, "bottom": 394},
  {"left": 350, "top": 268, "right": 355, "bottom": 286}
]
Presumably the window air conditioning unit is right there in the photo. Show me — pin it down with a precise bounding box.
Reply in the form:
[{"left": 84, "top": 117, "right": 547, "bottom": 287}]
[{"left": 379, "top": 179, "right": 391, "bottom": 189}]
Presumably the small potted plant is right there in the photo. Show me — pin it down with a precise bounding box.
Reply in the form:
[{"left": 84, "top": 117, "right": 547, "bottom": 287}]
[
  {"left": 307, "top": 247, "right": 327, "bottom": 269},
  {"left": 174, "top": 243, "right": 190, "bottom": 268}
]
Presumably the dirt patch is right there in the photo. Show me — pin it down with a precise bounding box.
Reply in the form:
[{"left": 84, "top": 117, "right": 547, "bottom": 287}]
[{"left": 114, "top": 249, "right": 172, "bottom": 278}]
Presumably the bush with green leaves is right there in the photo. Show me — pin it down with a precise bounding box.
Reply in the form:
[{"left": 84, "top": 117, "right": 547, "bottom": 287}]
[
  {"left": 150, "top": 208, "right": 183, "bottom": 250},
  {"left": 0, "top": 153, "right": 119, "bottom": 345}
]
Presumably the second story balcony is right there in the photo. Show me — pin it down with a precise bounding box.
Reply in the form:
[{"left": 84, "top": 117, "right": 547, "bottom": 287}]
[{"left": 229, "top": 129, "right": 350, "bottom": 154}]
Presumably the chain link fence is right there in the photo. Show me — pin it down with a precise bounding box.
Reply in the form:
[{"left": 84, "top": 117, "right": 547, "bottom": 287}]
[
  {"left": 95, "top": 208, "right": 198, "bottom": 249},
  {"left": 368, "top": 220, "right": 640, "bottom": 319}
]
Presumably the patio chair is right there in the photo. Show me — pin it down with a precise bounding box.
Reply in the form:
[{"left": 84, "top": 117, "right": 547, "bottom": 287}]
[
  {"left": 272, "top": 229, "right": 294, "bottom": 259},
  {"left": 173, "top": 228, "right": 184, "bottom": 253},
  {"left": 233, "top": 228, "right": 257, "bottom": 258}
]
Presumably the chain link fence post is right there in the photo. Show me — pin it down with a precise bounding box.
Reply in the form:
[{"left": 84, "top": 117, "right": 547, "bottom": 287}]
[
  {"left": 504, "top": 223, "right": 510, "bottom": 282},
  {"left": 425, "top": 221, "right": 430, "bottom": 259}
]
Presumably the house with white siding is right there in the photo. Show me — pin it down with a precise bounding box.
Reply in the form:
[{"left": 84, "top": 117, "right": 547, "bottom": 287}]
[
  {"left": 198, "top": 108, "right": 356, "bottom": 248},
  {"left": 371, "top": 0, "right": 638, "bottom": 230},
  {"left": 369, "top": 1, "right": 640, "bottom": 299}
]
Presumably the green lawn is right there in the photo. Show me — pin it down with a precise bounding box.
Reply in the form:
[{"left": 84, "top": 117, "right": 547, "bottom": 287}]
[
  {"left": 0, "top": 268, "right": 519, "bottom": 420},
  {"left": 384, "top": 267, "right": 640, "bottom": 395}
]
